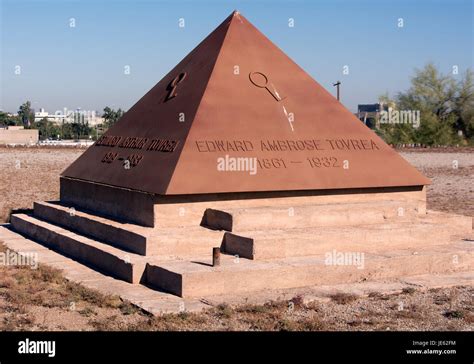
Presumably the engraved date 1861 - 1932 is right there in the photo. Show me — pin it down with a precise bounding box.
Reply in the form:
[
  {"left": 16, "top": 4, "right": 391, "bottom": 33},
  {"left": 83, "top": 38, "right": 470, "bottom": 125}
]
[{"left": 101, "top": 152, "right": 143, "bottom": 168}]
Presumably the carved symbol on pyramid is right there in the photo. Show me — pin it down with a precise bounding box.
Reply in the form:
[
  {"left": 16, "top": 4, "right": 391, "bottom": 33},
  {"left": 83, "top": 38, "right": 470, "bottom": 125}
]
[
  {"left": 249, "top": 72, "right": 286, "bottom": 102},
  {"left": 165, "top": 72, "right": 187, "bottom": 101}
]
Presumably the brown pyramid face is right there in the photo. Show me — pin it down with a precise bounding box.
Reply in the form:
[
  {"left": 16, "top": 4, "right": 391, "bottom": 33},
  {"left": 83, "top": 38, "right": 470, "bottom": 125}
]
[{"left": 62, "top": 11, "right": 430, "bottom": 195}]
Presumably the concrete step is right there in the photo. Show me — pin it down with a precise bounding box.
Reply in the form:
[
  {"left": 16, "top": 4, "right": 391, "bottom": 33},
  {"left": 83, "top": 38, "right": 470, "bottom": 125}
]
[
  {"left": 223, "top": 214, "right": 472, "bottom": 260},
  {"left": 419, "top": 210, "right": 472, "bottom": 230},
  {"left": 145, "top": 240, "right": 474, "bottom": 297},
  {"left": 7, "top": 223, "right": 471, "bottom": 315},
  {"left": 145, "top": 229, "right": 225, "bottom": 257},
  {"left": 33, "top": 201, "right": 225, "bottom": 257},
  {"left": 0, "top": 225, "right": 208, "bottom": 315},
  {"left": 202, "top": 199, "right": 421, "bottom": 232},
  {"left": 10, "top": 213, "right": 147, "bottom": 283},
  {"left": 34, "top": 201, "right": 151, "bottom": 255}
]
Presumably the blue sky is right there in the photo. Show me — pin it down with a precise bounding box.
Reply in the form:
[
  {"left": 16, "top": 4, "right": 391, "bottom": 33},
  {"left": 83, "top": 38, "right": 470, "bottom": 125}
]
[{"left": 1, "top": 0, "right": 472, "bottom": 114}]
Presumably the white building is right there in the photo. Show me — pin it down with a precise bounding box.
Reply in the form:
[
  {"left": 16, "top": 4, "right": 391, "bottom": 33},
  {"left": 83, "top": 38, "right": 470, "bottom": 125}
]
[
  {"left": 34, "top": 108, "right": 68, "bottom": 123},
  {"left": 34, "top": 108, "right": 105, "bottom": 126}
]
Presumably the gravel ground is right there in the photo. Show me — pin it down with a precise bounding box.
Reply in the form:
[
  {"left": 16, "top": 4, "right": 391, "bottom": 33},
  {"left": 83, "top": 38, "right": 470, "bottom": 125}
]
[
  {"left": 400, "top": 151, "right": 473, "bottom": 216},
  {"left": 0, "top": 147, "right": 80, "bottom": 222}
]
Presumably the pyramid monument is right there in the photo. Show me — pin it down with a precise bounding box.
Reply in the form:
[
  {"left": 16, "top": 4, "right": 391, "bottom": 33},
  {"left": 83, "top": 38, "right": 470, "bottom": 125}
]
[
  {"left": 6, "top": 11, "right": 472, "bottom": 305},
  {"left": 62, "top": 11, "right": 429, "bottom": 197}
]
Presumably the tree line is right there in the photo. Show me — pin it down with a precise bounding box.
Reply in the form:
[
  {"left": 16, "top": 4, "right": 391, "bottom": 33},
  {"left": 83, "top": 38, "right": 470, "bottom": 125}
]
[
  {"left": 0, "top": 104, "right": 125, "bottom": 141},
  {"left": 376, "top": 63, "right": 473, "bottom": 146}
]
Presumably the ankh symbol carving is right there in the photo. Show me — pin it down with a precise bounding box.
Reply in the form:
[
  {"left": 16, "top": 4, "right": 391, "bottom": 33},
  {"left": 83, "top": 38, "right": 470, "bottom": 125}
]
[{"left": 165, "top": 72, "right": 187, "bottom": 101}]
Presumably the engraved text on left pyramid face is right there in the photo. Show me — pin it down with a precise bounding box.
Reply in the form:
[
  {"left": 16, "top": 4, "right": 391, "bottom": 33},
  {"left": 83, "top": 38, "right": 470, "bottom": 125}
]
[{"left": 249, "top": 71, "right": 286, "bottom": 102}]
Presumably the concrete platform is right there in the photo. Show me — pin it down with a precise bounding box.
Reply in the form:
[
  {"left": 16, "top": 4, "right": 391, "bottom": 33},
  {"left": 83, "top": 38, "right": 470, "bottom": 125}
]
[
  {"left": 202, "top": 199, "right": 422, "bottom": 232},
  {"left": 4, "top": 193, "right": 473, "bottom": 306},
  {"left": 60, "top": 177, "right": 427, "bottom": 228},
  {"left": 223, "top": 212, "right": 472, "bottom": 260},
  {"left": 146, "top": 240, "right": 473, "bottom": 297},
  {"left": 0, "top": 222, "right": 472, "bottom": 314}
]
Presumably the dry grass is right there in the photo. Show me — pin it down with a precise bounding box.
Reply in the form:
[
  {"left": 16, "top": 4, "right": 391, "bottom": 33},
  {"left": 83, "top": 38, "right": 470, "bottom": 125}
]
[
  {"left": 329, "top": 293, "right": 359, "bottom": 305},
  {"left": 86, "top": 287, "right": 474, "bottom": 331},
  {"left": 0, "top": 242, "right": 143, "bottom": 331},
  {"left": 402, "top": 287, "right": 416, "bottom": 295},
  {"left": 1, "top": 250, "right": 473, "bottom": 331}
]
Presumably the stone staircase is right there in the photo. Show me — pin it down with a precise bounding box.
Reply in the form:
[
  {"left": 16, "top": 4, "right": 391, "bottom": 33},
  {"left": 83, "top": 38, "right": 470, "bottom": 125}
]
[
  {"left": 145, "top": 241, "right": 473, "bottom": 297},
  {"left": 7, "top": 199, "right": 473, "bottom": 300}
]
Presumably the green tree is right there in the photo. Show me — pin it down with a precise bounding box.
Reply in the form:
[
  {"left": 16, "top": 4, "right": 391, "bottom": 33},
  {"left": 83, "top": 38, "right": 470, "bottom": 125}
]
[
  {"left": 398, "top": 63, "right": 456, "bottom": 121},
  {"left": 0, "top": 112, "right": 21, "bottom": 126},
  {"left": 0, "top": 112, "right": 8, "bottom": 126},
  {"left": 102, "top": 106, "right": 125, "bottom": 129},
  {"left": 453, "top": 69, "right": 474, "bottom": 139},
  {"left": 58, "top": 121, "right": 94, "bottom": 140},
  {"left": 377, "top": 63, "right": 473, "bottom": 145},
  {"left": 17, "top": 101, "right": 35, "bottom": 127},
  {"left": 32, "top": 118, "right": 61, "bottom": 140}
]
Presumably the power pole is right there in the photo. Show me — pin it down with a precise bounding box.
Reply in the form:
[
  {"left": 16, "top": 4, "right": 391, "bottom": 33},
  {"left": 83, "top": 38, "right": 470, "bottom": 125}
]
[{"left": 333, "top": 81, "right": 341, "bottom": 101}]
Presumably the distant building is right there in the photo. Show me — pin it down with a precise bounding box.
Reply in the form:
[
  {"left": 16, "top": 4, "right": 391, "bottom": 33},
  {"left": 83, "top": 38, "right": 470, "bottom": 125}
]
[
  {"left": 79, "top": 112, "right": 105, "bottom": 126},
  {"left": 34, "top": 108, "right": 105, "bottom": 126},
  {"left": 357, "top": 103, "right": 389, "bottom": 128},
  {"left": 34, "top": 108, "right": 68, "bottom": 123}
]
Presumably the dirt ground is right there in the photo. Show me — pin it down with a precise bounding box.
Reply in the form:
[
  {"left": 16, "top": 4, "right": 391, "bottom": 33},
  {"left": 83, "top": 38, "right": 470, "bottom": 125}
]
[
  {"left": 0, "top": 147, "right": 80, "bottom": 223},
  {"left": 0, "top": 146, "right": 472, "bottom": 331},
  {"left": 1, "top": 249, "right": 472, "bottom": 331},
  {"left": 400, "top": 148, "right": 474, "bottom": 217}
]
